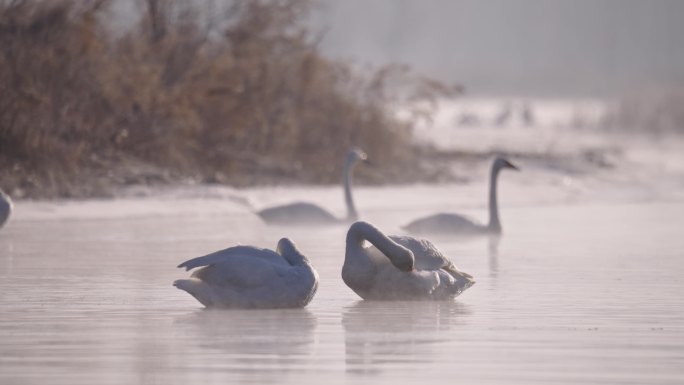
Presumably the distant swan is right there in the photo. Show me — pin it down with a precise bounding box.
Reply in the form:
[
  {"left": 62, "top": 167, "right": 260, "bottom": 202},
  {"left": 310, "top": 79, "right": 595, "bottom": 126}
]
[
  {"left": 0, "top": 189, "right": 12, "bottom": 229},
  {"left": 257, "top": 148, "right": 368, "bottom": 225},
  {"left": 174, "top": 238, "right": 319, "bottom": 308},
  {"left": 342, "top": 221, "right": 475, "bottom": 301},
  {"left": 403, "top": 157, "right": 518, "bottom": 236}
]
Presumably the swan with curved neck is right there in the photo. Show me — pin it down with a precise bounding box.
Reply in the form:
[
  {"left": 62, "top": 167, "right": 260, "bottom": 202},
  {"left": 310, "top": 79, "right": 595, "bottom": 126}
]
[
  {"left": 174, "top": 238, "right": 319, "bottom": 308},
  {"left": 342, "top": 221, "right": 475, "bottom": 301},
  {"left": 403, "top": 157, "right": 518, "bottom": 236},
  {"left": 0, "top": 189, "right": 12, "bottom": 230},
  {"left": 257, "top": 148, "right": 368, "bottom": 225}
]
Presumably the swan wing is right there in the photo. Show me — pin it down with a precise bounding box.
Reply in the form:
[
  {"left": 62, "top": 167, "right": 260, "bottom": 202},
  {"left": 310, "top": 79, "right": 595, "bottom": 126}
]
[
  {"left": 389, "top": 235, "right": 475, "bottom": 297},
  {"left": 178, "top": 246, "right": 288, "bottom": 271},
  {"left": 190, "top": 254, "right": 292, "bottom": 289},
  {"left": 389, "top": 235, "right": 452, "bottom": 271}
]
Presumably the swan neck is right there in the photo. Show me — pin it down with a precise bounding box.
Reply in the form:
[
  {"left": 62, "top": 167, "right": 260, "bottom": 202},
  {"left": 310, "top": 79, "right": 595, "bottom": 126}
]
[
  {"left": 345, "top": 221, "right": 413, "bottom": 270},
  {"left": 278, "top": 239, "right": 310, "bottom": 267},
  {"left": 343, "top": 158, "right": 358, "bottom": 221},
  {"left": 488, "top": 164, "right": 501, "bottom": 231}
]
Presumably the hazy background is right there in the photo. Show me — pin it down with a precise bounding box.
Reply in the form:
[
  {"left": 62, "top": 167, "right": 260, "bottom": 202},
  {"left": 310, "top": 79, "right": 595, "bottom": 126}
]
[{"left": 311, "top": 0, "right": 684, "bottom": 97}]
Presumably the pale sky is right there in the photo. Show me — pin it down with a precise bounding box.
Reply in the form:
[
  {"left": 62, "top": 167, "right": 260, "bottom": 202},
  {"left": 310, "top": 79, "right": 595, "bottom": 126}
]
[{"left": 311, "top": 0, "right": 684, "bottom": 97}]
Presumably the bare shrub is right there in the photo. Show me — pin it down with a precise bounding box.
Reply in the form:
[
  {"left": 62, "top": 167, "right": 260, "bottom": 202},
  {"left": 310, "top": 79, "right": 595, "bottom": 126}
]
[{"left": 0, "top": 0, "right": 457, "bottom": 198}]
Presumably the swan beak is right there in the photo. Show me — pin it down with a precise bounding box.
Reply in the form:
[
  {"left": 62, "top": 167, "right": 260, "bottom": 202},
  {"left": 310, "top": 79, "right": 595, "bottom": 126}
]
[
  {"left": 359, "top": 154, "right": 373, "bottom": 166},
  {"left": 506, "top": 161, "right": 520, "bottom": 171}
]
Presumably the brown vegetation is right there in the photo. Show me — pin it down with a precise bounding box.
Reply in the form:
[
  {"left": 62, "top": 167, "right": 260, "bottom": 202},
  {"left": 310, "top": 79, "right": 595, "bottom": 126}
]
[{"left": 0, "top": 0, "right": 458, "bottom": 198}]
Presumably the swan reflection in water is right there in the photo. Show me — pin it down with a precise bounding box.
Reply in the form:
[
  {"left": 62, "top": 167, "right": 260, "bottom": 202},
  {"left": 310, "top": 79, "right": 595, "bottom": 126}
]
[
  {"left": 176, "top": 308, "right": 316, "bottom": 372},
  {"left": 488, "top": 234, "right": 501, "bottom": 278},
  {"left": 342, "top": 300, "right": 471, "bottom": 375}
]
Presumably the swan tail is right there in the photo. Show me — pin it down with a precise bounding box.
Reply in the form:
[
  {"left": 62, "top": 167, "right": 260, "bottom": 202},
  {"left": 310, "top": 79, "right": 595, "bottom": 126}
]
[
  {"left": 173, "top": 278, "right": 213, "bottom": 307},
  {"left": 445, "top": 265, "right": 476, "bottom": 291}
]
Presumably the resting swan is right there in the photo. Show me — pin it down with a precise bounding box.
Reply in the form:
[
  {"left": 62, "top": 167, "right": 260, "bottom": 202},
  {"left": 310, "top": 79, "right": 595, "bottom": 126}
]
[
  {"left": 174, "top": 238, "right": 319, "bottom": 308},
  {"left": 257, "top": 148, "right": 368, "bottom": 225},
  {"left": 342, "top": 221, "right": 475, "bottom": 301},
  {"left": 403, "top": 157, "right": 518, "bottom": 236},
  {"left": 0, "top": 189, "right": 11, "bottom": 230}
]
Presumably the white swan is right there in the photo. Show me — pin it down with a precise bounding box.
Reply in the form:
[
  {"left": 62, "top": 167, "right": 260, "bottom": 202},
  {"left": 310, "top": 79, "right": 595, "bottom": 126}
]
[
  {"left": 0, "top": 189, "right": 12, "bottom": 230},
  {"left": 402, "top": 157, "right": 518, "bottom": 236},
  {"left": 174, "top": 238, "right": 319, "bottom": 308},
  {"left": 257, "top": 148, "right": 368, "bottom": 225},
  {"left": 342, "top": 221, "right": 475, "bottom": 301}
]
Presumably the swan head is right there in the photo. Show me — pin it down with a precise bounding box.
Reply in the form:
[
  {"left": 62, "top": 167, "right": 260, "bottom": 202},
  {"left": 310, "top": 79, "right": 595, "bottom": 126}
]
[
  {"left": 346, "top": 147, "right": 368, "bottom": 165},
  {"left": 276, "top": 238, "right": 296, "bottom": 255},
  {"left": 276, "top": 237, "right": 307, "bottom": 262},
  {"left": 493, "top": 157, "right": 519, "bottom": 172},
  {"left": 394, "top": 249, "right": 416, "bottom": 272}
]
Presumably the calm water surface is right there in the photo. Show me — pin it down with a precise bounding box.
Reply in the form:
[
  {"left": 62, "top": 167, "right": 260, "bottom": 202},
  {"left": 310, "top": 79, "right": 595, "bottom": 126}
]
[{"left": 1, "top": 193, "right": 683, "bottom": 384}]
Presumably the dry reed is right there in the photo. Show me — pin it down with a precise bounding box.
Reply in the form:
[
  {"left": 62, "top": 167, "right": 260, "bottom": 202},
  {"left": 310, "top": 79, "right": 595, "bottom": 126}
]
[{"left": 0, "top": 0, "right": 458, "bottom": 198}]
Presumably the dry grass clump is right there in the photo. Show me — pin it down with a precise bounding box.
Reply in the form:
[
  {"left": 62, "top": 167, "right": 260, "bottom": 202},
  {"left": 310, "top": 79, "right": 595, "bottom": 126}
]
[{"left": 0, "top": 0, "right": 457, "bottom": 198}]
